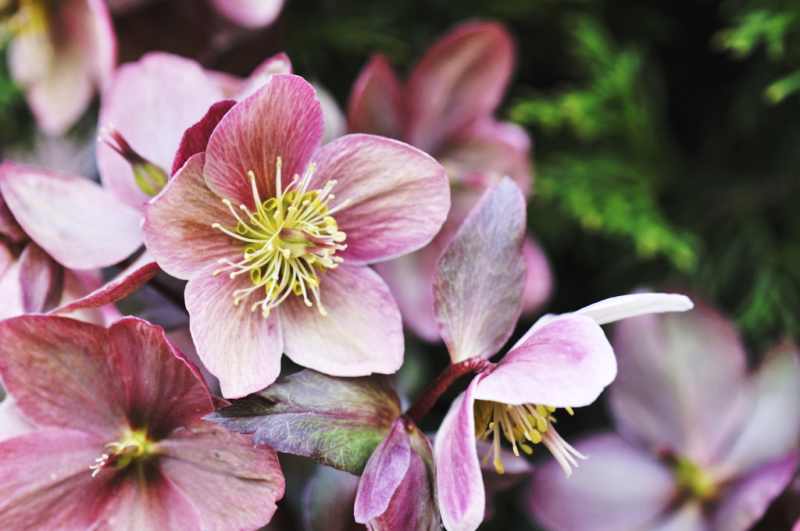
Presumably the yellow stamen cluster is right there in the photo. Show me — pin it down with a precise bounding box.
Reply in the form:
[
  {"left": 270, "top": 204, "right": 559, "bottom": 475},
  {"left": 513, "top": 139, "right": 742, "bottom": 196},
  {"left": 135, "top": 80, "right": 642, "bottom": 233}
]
[
  {"left": 674, "top": 457, "right": 718, "bottom": 501},
  {"left": 212, "top": 157, "right": 349, "bottom": 317},
  {"left": 474, "top": 400, "right": 585, "bottom": 476},
  {"left": 90, "top": 429, "right": 153, "bottom": 477}
]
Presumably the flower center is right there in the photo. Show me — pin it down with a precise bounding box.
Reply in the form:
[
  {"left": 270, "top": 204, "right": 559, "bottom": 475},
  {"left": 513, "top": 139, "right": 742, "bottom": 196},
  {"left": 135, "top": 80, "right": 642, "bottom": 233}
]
[
  {"left": 1, "top": 0, "right": 51, "bottom": 55},
  {"left": 474, "top": 400, "right": 586, "bottom": 476},
  {"left": 212, "top": 157, "right": 348, "bottom": 318},
  {"left": 674, "top": 457, "right": 718, "bottom": 501},
  {"left": 90, "top": 428, "right": 153, "bottom": 477}
]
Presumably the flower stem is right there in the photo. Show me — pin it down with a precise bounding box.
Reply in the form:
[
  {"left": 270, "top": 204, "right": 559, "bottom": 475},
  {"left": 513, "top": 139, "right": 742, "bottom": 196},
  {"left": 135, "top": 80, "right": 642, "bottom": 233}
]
[{"left": 405, "top": 357, "right": 491, "bottom": 425}]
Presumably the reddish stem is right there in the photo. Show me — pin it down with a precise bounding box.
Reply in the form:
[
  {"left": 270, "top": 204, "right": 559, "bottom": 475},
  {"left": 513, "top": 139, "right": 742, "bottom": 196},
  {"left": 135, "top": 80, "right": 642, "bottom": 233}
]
[{"left": 405, "top": 357, "right": 491, "bottom": 425}]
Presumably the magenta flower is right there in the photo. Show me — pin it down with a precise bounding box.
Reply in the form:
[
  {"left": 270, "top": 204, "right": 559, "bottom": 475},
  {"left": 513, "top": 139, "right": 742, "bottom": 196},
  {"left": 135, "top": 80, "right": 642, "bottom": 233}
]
[
  {"left": 429, "top": 178, "right": 693, "bottom": 531},
  {"left": 0, "top": 315, "right": 285, "bottom": 530},
  {"left": 4, "top": 0, "right": 115, "bottom": 134},
  {"left": 526, "top": 299, "right": 800, "bottom": 531},
  {"left": 349, "top": 21, "right": 552, "bottom": 340},
  {"left": 142, "top": 74, "right": 450, "bottom": 397}
]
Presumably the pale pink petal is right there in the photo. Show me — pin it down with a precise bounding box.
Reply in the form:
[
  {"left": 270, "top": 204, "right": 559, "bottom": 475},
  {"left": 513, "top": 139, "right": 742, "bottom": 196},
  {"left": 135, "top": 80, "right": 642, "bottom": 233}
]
[
  {"left": 434, "top": 177, "right": 526, "bottom": 363},
  {"left": 0, "top": 398, "right": 37, "bottom": 442},
  {"left": 234, "top": 53, "right": 293, "bottom": 101},
  {"left": 316, "top": 83, "right": 347, "bottom": 145},
  {"left": 172, "top": 101, "right": 236, "bottom": 176},
  {"left": 98, "top": 52, "right": 225, "bottom": 206},
  {"left": 434, "top": 376, "right": 485, "bottom": 531},
  {"left": 651, "top": 502, "right": 708, "bottom": 531},
  {"left": 158, "top": 421, "right": 285, "bottom": 531},
  {"left": 85, "top": 0, "right": 116, "bottom": 88},
  {"left": 184, "top": 272, "right": 283, "bottom": 398},
  {"left": 281, "top": 264, "right": 403, "bottom": 377},
  {"left": 204, "top": 75, "right": 323, "bottom": 206},
  {"left": 143, "top": 153, "right": 239, "bottom": 279},
  {"left": 310, "top": 134, "right": 449, "bottom": 264},
  {"left": 0, "top": 163, "right": 142, "bottom": 270},
  {"left": 524, "top": 433, "right": 676, "bottom": 531},
  {"left": 59, "top": 268, "right": 107, "bottom": 325},
  {"left": 355, "top": 418, "right": 411, "bottom": 523},
  {"left": 369, "top": 448, "right": 437, "bottom": 530},
  {"left": 521, "top": 237, "right": 553, "bottom": 314},
  {"left": 609, "top": 300, "right": 749, "bottom": 466},
  {"left": 475, "top": 315, "right": 616, "bottom": 408},
  {"left": 0, "top": 244, "right": 24, "bottom": 319},
  {"left": 406, "top": 22, "right": 514, "bottom": 152},
  {"left": 577, "top": 293, "right": 694, "bottom": 325},
  {"left": 348, "top": 54, "right": 403, "bottom": 138},
  {"left": 211, "top": 0, "right": 284, "bottom": 28},
  {"left": 17, "top": 242, "right": 63, "bottom": 314}
]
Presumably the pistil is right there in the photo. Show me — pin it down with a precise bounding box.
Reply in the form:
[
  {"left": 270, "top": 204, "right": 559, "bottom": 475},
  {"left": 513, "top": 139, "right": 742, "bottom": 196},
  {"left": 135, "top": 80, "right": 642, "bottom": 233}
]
[{"left": 90, "top": 429, "right": 153, "bottom": 477}]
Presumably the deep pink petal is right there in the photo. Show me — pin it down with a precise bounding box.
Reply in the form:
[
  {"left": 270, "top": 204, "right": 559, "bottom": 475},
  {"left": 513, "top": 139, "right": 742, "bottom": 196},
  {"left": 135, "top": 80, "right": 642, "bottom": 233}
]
[
  {"left": 18, "top": 242, "right": 64, "bottom": 314},
  {"left": 609, "top": 299, "right": 749, "bottom": 466},
  {"left": 234, "top": 53, "right": 293, "bottom": 101},
  {"left": 281, "top": 264, "right": 403, "bottom": 377},
  {"left": 0, "top": 193, "right": 25, "bottom": 241},
  {"left": 184, "top": 272, "right": 283, "bottom": 398},
  {"left": 406, "top": 22, "right": 514, "bottom": 152},
  {"left": 348, "top": 55, "right": 404, "bottom": 138},
  {"left": 521, "top": 237, "right": 553, "bottom": 314},
  {"left": 434, "top": 376, "right": 485, "bottom": 531},
  {"left": 355, "top": 418, "right": 411, "bottom": 523},
  {"left": 210, "top": 0, "right": 284, "bottom": 28},
  {"left": 158, "top": 421, "right": 285, "bottom": 531},
  {"left": 434, "top": 177, "right": 526, "bottom": 363},
  {"left": 172, "top": 100, "right": 236, "bottom": 176},
  {"left": 369, "top": 447, "right": 437, "bottom": 530},
  {"left": 475, "top": 315, "right": 617, "bottom": 408},
  {"left": 204, "top": 75, "right": 323, "bottom": 207},
  {"left": 310, "top": 134, "right": 449, "bottom": 264},
  {"left": 524, "top": 433, "right": 676, "bottom": 531},
  {"left": 0, "top": 163, "right": 142, "bottom": 270},
  {"left": 0, "top": 397, "right": 37, "bottom": 442},
  {"left": 98, "top": 52, "right": 225, "bottom": 206}
]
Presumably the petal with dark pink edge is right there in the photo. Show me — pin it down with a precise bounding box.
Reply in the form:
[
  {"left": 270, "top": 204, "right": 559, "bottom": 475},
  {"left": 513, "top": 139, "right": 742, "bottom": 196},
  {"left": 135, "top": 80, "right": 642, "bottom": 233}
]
[
  {"left": 203, "top": 75, "right": 323, "bottom": 206},
  {"left": 434, "top": 177, "right": 526, "bottom": 363},
  {"left": 370, "top": 448, "right": 438, "bottom": 531},
  {"left": 184, "top": 272, "right": 283, "bottom": 398},
  {"left": 717, "top": 340, "right": 800, "bottom": 477},
  {"left": 475, "top": 315, "right": 616, "bottom": 408},
  {"left": 0, "top": 428, "right": 118, "bottom": 530},
  {"left": 0, "top": 163, "right": 142, "bottom": 270},
  {"left": 310, "top": 134, "right": 449, "bottom": 264},
  {"left": 521, "top": 237, "right": 553, "bottom": 314},
  {"left": 713, "top": 455, "right": 799, "bottom": 531},
  {"left": 281, "top": 264, "right": 403, "bottom": 377},
  {"left": 348, "top": 55, "right": 403, "bottom": 138},
  {"left": 577, "top": 293, "right": 694, "bottom": 325},
  {"left": 406, "top": 22, "right": 514, "bottom": 152},
  {"left": 234, "top": 53, "right": 293, "bottom": 101},
  {"left": 0, "top": 315, "right": 126, "bottom": 438},
  {"left": 355, "top": 418, "right": 411, "bottom": 523},
  {"left": 210, "top": 0, "right": 284, "bottom": 28},
  {"left": 171, "top": 101, "right": 236, "bottom": 176},
  {"left": 59, "top": 269, "right": 107, "bottom": 325},
  {"left": 434, "top": 376, "right": 485, "bottom": 531},
  {"left": 609, "top": 300, "right": 748, "bottom": 466},
  {"left": 98, "top": 52, "right": 224, "bottom": 206},
  {"left": 0, "top": 192, "right": 25, "bottom": 242},
  {"left": 18, "top": 242, "right": 64, "bottom": 314},
  {"left": 0, "top": 397, "right": 37, "bottom": 442},
  {"left": 158, "top": 421, "right": 285, "bottom": 531},
  {"left": 524, "top": 434, "right": 676, "bottom": 531},
  {"left": 143, "top": 154, "right": 238, "bottom": 279}
]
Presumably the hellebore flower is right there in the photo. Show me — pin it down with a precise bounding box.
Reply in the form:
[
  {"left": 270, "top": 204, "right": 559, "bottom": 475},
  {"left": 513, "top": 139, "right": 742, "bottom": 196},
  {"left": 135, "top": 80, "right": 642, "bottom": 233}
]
[
  {"left": 0, "top": 315, "right": 285, "bottom": 530},
  {"left": 210, "top": 0, "right": 284, "bottom": 29},
  {"left": 349, "top": 21, "right": 551, "bottom": 340},
  {"left": 429, "top": 178, "right": 694, "bottom": 531},
  {"left": 2, "top": 0, "right": 115, "bottom": 134},
  {"left": 142, "top": 74, "right": 450, "bottom": 397},
  {"left": 525, "top": 298, "right": 800, "bottom": 531}
]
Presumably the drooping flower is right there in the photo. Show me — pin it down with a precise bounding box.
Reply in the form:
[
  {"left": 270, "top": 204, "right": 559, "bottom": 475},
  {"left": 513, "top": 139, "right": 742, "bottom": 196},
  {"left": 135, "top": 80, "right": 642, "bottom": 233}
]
[
  {"left": 2, "top": 0, "right": 115, "bottom": 135},
  {"left": 0, "top": 315, "right": 285, "bottom": 530},
  {"left": 349, "top": 21, "right": 552, "bottom": 340},
  {"left": 430, "top": 177, "right": 694, "bottom": 531},
  {"left": 525, "top": 298, "right": 800, "bottom": 531},
  {"left": 142, "top": 74, "right": 450, "bottom": 397}
]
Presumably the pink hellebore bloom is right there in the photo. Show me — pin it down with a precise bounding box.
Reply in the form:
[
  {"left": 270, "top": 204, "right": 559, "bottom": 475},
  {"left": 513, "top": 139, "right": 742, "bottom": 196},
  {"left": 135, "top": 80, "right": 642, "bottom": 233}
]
[
  {"left": 430, "top": 178, "right": 694, "bottom": 531},
  {"left": 349, "top": 21, "right": 552, "bottom": 341},
  {"left": 4, "top": 0, "right": 115, "bottom": 135},
  {"left": 210, "top": 0, "right": 284, "bottom": 29},
  {"left": 526, "top": 299, "right": 800, "bottom": 531},
  {"left": 0, "top": 315, "right": 285, "bottom": 530},
  {"left": 142, "top": 74, "right": 450, "bottom": 398}
]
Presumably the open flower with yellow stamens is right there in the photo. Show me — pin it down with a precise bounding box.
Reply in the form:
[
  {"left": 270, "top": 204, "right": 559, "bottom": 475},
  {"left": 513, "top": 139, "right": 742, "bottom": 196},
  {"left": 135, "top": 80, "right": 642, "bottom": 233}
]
[{"left": 142, "top": 74, "right": 450, "bottom": 398}]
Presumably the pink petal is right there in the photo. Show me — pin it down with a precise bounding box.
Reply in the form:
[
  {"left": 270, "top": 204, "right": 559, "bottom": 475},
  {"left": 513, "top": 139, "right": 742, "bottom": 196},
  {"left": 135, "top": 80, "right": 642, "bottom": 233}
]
[
  {"left": 0, "top": 397, "right": 37, "bottom": 442},
  {"left": 18, "top": 242, "right": 63, "bottom": 314},
  {"left": 98, "top": 52, "right": 225, "bottom": 207},
  {"left": 348, "top": 55, "right": 404, "bottom": 138},
  {"left": 355, "top": 418, "right": 411, "bottom": 523},
  {"left": 59, "top": 268, "right": 107, "bottom": 325},
  {"left": 434, "top": 177, "right": 526, "bottom": 363},
  {"left": 370, "top": 447, "right": 437, "bottom": 530},
  {"left": 234, "top": 53, "right": 293, "bottom": 101},
  {"left": 609, "top": 299, "right": 749, "bottom": 466},
  {"left": 577, "top": 293, "right": 694, "bottom": 325},
  {"left": 434, "top": 376, "right": 485, "bottom": 531},
  {"left": 310, "top": 134, "right": 449, "bottom": 264},
  {"left": 171, "top": 100, "right": 236, "bottom": 176},
  {"left": 158, "top": 421, "right": 285, "bottom": 530},
  {"left": 281, "top": 264, "right": 403, "bottom": 377},
  {"left": 0, "top": 193, "right": 25, "bottom": 242},
  {"left": 203, "top": 75, "right": 323, "bottom": 207},
  {"left": 475, "top": 315, "right": 616, "bottom": 408},
  {"left": 143, "top": 153, "right": 239, "bottom": 279},
  {"left": 210, "top": 0, "right": 284, "bottom": 28},
  {"left": 184, "top": 271, "right": 283, "bottom": 398},
  {"left": 406, "top": 22, "right": 514, "bottom": 152},
  {"left": 521, "top": 237, "right": 553, "bottom": 314},
  {"left": 0, "top": 163, "right": 142, "bottom": 270},
  {"left": 524, "top": 433, "right": 677, "bottom": 531},
  {"left": 651, "top": 502, "right": 708, "bottom": 531},
  {"left": 316, "top": 83, "right": 347, "bottom": 145},
  {"left": 0, "top": 243, "right": 24, "bottom": 319}
]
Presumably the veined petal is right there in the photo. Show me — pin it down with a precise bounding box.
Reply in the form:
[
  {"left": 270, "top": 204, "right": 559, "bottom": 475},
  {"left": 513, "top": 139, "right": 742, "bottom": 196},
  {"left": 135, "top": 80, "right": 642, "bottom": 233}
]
[
  {"left": 310, "top": 134, "right": 449, "bottom": 264},
  {"left": 475, "top": 315, "right": 616, "bottom": 408},
  {"left": 576, "top": 293, "right": 694, "bottom": 325},
  {"left": 234, "top": 53, "right": 293, "bottom": 101},
  {"left": 0, "top": 163, "right": 142, "bottom": 270},
  {"left": 369, "top": 446, "right": 437, "bottom": 531},
  {"left": 434, "top": 376, "right": 485, "bottom": 531},
  {"left": 210, "top": 0, "right": 284, "bottom": 29},
  {"left": 18, "top": 243, "right": 64, "bottom": 314},
  {"left": 171, "top": 100, "right": 236, "bottom": 176},
  {"left": 348, "top": 54, "right": 404, "bottom": 138},
  {"left": 281, "top": 264, "right": 403, "bottom": 377},
  {"left": 0, "top": 397, "right": 37, "bottom": 443}
]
